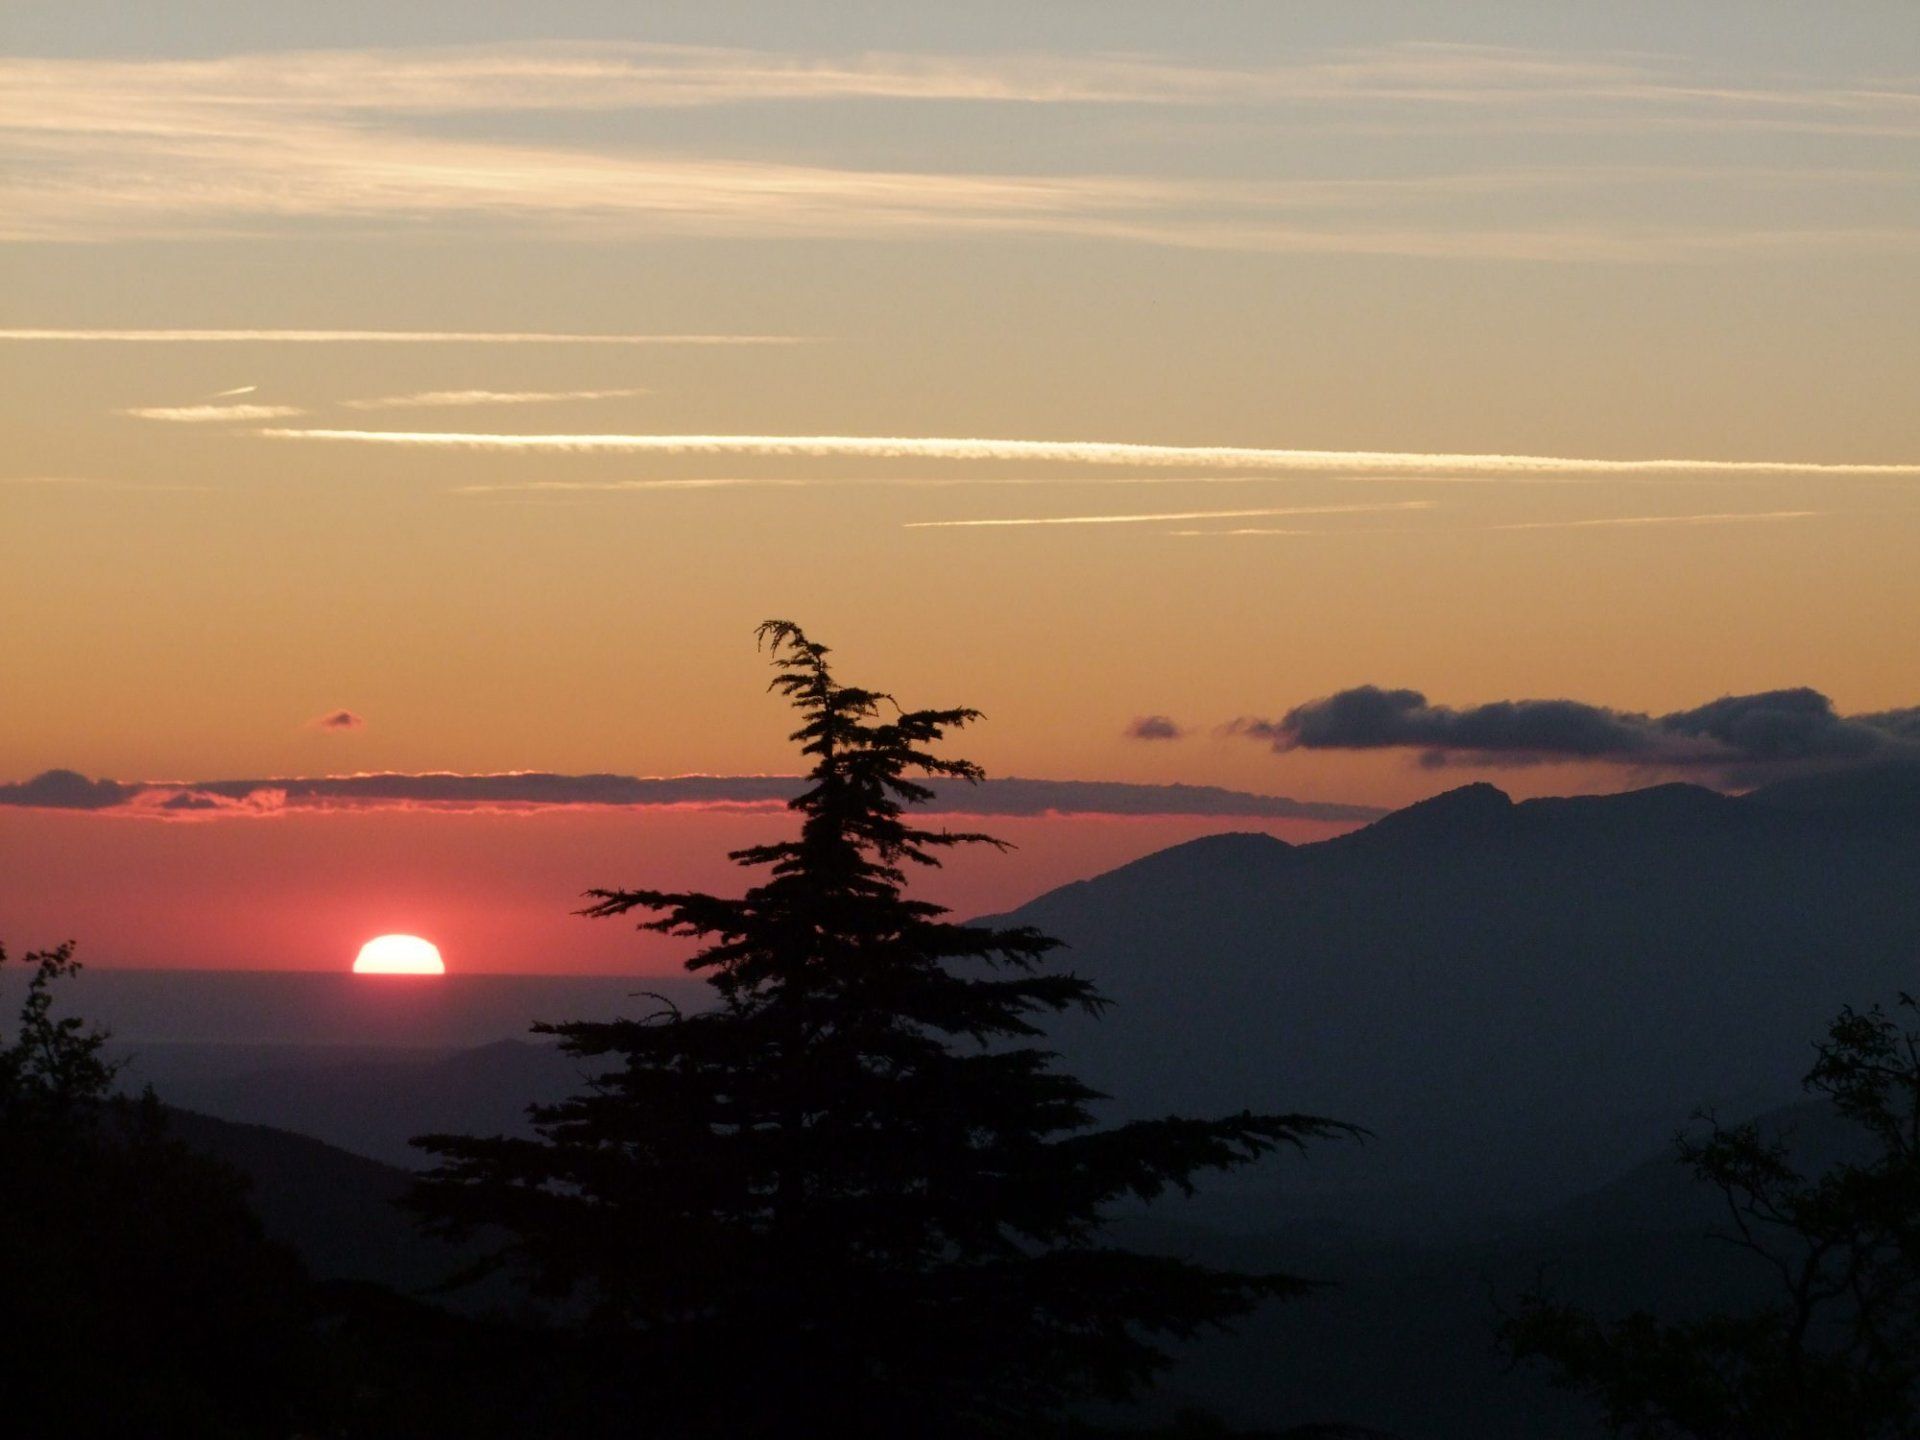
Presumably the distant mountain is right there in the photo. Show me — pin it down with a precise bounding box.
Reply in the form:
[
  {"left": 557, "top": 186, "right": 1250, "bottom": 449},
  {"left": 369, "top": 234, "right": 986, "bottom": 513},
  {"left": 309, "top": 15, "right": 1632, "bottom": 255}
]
[
  {"left": 1117, "top": 1095, "right": 1878, "bottom": 1440},
  {"left": 22, "top": 970, "right": 704, "bottom": 1046},
  {"left": 135, "top": 1039, "right": 597, "bottom": 1168},
  {"left": 1748, "top": 756, "right": 1920, "bottom": 818},
  {"left": 1000, "top": 780, "right": 1920, "bottom": 1220}
]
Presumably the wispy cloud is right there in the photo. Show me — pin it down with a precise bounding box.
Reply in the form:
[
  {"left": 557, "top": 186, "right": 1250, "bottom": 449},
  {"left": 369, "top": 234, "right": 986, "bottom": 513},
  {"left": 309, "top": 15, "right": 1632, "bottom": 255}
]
[
  {"left": 256, "top": 429, "right": 1920, "bottom": 478},
  {"left": 0, "top": 329, "right": 799, "bottom": 345},
  {"left": 122, "top": 403, "right": 306, "bottom": 423},
  {"left": 453, "top": 477, "right": 819, "bottom": 495},
  {"left": 1489, "top": 509, "right": 1823, "bottom": 530},
  {"left": 207, "top": 384, "right": 257, "bottom": 398},
  {"left": 4, "top": 42, "right": 1915, "bottom": 256},
  {"left": 1172, "top": 527, "right": 1347, "bottom": 537},
  {"left": 904, "top": 501, "right": 1436, "bottom": 529},
  {"left": 447, "top": 474, "right": 1374, "bottom": 496},
  {"left": 1180, "top": 509, "right": 1831, "bottom": 536},
  {"left": 342, "top": 386, "right": 650, "bottom": 410},
  {"left": 6, "top": 41, "right": 1915, "bottom": 128}
]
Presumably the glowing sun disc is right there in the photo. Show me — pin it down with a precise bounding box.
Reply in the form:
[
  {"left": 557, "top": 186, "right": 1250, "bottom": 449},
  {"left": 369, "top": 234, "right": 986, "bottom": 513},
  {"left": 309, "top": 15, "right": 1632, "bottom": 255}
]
[{"left": 353, "top": 934, "right": 445, "bottom": 975}]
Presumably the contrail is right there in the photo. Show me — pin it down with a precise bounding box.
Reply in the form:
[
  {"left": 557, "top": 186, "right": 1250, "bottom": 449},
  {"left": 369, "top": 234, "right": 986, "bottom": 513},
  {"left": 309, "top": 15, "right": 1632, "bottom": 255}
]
[
  {"left": 123, "top": 403, "right": 306, "bottom": 423},
  {"left": 207, "top": 384, "right": 257, "bottom": 398},
  {"left": 0, "top": 329, "right": 806, "bottom": 345},
  {"left": 905, "top": 501, "right": 1436, "bottom": 529},
  {"left": 253, "top": 429, "right": 1920, "bottom": 477},
  {"left": 343, "top": 386, "right": 651, "bottom": 410},
  {"left": 1490, "top": 509, "right": 1823, "bottom": 530}
]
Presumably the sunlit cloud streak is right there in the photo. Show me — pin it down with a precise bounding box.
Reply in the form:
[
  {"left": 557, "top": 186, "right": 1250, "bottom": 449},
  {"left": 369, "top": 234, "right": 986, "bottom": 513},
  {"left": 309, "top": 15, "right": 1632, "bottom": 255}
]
[
  {"left": 904, "top": 502, "right": 1436, "bottom": 529},
  {"left": 122, "top": 403, "right": 306, "bottom": 422},
  {"left": 342, "top": 386, "right": 650, "bottom": 410},
  {"left": 0, "top": 329, "right": 799, "bottom": 345},
  {"left": 1181, "top": 509, "right": 1832, "bottom": 535},
  {"left": 257, "top": 429, "right": 1920, "bottom": 478},
  {"left": 7, "top": 43, "right": 1917, "bottom": 256},
  {"left": 6, "top": 41, "right": 1916, "bottom": 129},
  {"left": 0, "top": 769, "right": 1381, "bottom": 823},
  {"left": 1171, "top": 528, "right": 1341, "bottom": 537},
  {"left": 449, "top": 472, "right": 1665, "bottom": 496},
  {"left": 1489, "top": 509, "right": 1822, "bottom": 530},
  {"left": 207, "top": 384, "right": 257, "bottom": 398}
]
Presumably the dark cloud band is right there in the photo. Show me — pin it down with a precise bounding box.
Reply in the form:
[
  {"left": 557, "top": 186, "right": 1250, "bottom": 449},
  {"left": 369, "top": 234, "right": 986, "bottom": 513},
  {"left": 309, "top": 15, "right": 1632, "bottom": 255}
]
[
  {"left": 1234, "top": 684, "right": 1920, "bottom": 777},
  {"left": 0, "top": 769, "right": 1378, "bottom": 823},
  {"left": 1124, "top": 715, "right": 1186, "bottom": 741}
]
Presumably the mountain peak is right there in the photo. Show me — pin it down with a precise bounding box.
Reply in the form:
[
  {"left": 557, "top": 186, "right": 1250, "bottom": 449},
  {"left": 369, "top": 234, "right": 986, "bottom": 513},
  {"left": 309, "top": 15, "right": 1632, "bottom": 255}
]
[
  {"left": 1014, "top": 829, "right": 1292, "bottom": 912},
  {"left": 1348, "top": 782, "right": 1515, "bottom": 845}
]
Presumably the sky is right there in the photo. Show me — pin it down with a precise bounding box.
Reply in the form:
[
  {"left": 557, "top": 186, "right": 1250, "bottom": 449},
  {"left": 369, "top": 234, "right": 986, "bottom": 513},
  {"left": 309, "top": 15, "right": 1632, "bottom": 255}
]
[{"left": 4, "top": 2, "right": 1918, "bottom": 971}]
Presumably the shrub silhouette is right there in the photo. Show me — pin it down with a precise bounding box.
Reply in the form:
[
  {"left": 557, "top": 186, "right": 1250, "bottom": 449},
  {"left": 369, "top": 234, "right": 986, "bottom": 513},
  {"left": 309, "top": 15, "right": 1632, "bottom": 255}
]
[
  {"left": 0, "top": 942, "right": 314, "bottom": 1440},
  {"left": 412, "top": 621, "right": 1354, "bottom": 1437},
  {"left": 1504, "top": 993, "right": 1920, "bottom": 1438}
]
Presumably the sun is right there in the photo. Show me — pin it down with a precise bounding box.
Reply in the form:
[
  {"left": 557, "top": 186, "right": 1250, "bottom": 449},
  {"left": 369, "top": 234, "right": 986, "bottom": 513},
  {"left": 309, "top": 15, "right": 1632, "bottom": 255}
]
[{"left": 352, "top": 934, "right": 446, "bottom": 975}]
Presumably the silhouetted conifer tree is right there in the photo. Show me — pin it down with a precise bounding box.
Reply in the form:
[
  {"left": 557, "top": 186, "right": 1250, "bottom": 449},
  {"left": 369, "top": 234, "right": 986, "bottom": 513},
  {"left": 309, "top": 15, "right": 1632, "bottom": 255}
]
[{"left": 412, "top": 622, "right": 1351, "bottom": 1437}]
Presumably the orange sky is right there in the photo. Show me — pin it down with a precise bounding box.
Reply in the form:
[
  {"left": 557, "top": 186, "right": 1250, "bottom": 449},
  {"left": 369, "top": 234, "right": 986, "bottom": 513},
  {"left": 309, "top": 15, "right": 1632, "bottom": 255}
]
[{"left": 3, "top": 5, "right": 1917, "bottom": 969}]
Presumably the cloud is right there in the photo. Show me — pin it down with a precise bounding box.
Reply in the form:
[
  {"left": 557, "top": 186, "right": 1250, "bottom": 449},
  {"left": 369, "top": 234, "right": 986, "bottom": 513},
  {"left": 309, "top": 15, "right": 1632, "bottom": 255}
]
[
  {"left": 0, "top": 329, "right": 797, "bottom": 345},
  {"left": 905, "top": 501, "right": 1436, "bottom": 529},
  {"left": 448, "top": 476, "right": 1486, "bottom": 496},
  {"left": 341, "top": 387, "right": 650, "bottom": 410},
  {"left": 6, "top": 43, "right": 1916, "bottom": 256},
  {"left": 0, "top": 42, "right": 1660, "bottom": 120},
  {"left": 121, "top": 403, "right": 306, "bottom": 422},
  {"left": 0, "top": 769, "right": 1379, "bottom": 822},
  {"left": 1234, "top": 684, "right": 1920, "bottom": 779},
  {"left": 1125, "top": 716, "right": 1186, "bottom": 741},
  {"left": 207, "top": 384, "right": 256, "bottom": 398},
  {"left": 1490, "top": 510, "right": 1821, "bottom": 530},
  {"left": 3, "top": 40, "right": 1914, "bottom": 126},
  {"left": 254, "top": 429, "right": 1920, "bottom": 478},
  {"left": 1659, "top": 690, "right": 1892, "bottom": 763},
  {"left": 312, "top": 710, "right": 365, "bottom": 731},
  {"left": 0, "top": 770, "right": 132, "bottom": 810}
]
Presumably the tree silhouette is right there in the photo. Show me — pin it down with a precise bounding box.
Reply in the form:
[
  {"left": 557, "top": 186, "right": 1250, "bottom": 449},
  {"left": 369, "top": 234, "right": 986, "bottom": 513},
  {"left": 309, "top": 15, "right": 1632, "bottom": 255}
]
[
  {"left": 1503, "top": 993, "right": 1920, "bottom": 1439},
  {"left": 412, "top": 621, "right": 1353, "bottom": 1437},
  {"left": 0, "top": 942, "right": 314, "bottom": 1440}
]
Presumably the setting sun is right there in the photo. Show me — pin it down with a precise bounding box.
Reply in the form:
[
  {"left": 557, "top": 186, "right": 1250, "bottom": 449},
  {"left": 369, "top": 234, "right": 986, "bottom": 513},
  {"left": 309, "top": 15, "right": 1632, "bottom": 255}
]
[{"left": 352, "top": 934, "right": 445, "bottom": 975}]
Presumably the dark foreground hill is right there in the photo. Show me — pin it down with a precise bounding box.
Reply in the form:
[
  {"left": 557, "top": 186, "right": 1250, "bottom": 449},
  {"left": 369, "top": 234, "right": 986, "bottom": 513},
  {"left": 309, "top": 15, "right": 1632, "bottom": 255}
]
[
  {"left": 1002, "top": 779, "right": 1920, "bottom": 1222},
  {"left": 166, "top": 1087, "right": 1845, "bottom": 1439},
  {"left": 161, "top": 1107, "right": 468, "bottom": 1294}
]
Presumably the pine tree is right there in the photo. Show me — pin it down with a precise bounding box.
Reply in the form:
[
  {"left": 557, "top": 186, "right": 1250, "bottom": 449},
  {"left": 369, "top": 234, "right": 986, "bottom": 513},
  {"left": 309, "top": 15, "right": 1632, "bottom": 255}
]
[{"left": 412, "top": 621, "right": 1351, "bottom": 1437}]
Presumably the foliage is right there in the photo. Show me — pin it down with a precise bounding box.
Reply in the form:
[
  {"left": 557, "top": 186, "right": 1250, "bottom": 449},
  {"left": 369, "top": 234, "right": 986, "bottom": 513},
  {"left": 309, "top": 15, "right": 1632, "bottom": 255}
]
[
  {"left": 0, "top": 939, "right": 118, "bottom": 1115},
  {"left": 0, "top": 941, "right": 315, "bottom": 1440},
  {"left": 1503, "top": 993, "right": 1920, "bottom": 1439},
  {"left": 412, "top": 621, "right": 1353, "bottom": 1437}
]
